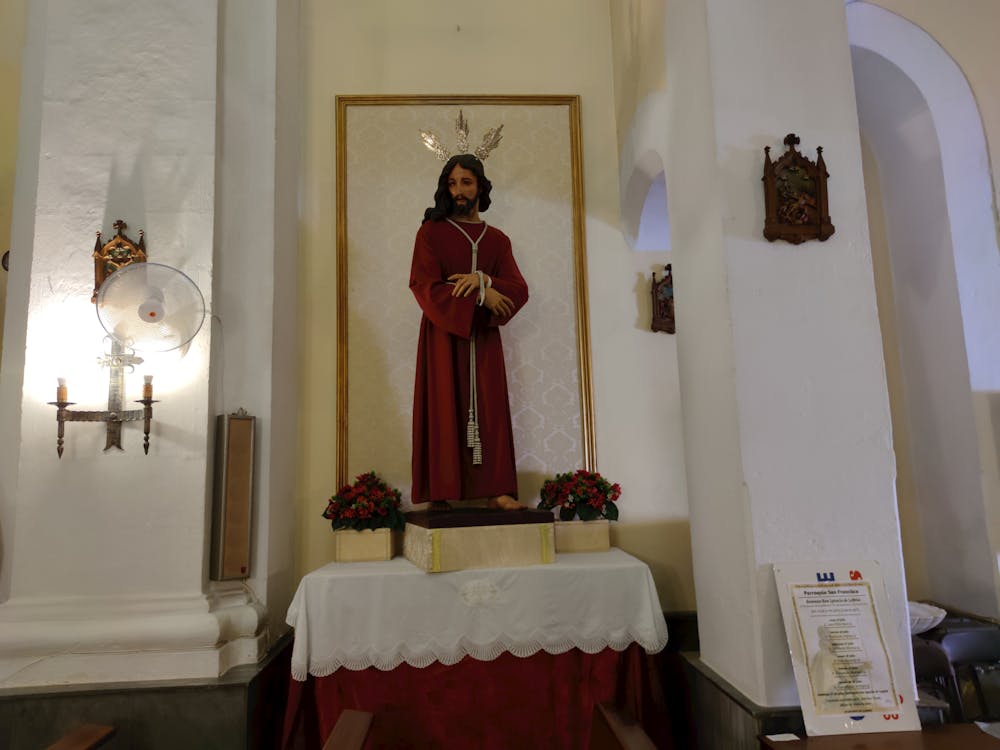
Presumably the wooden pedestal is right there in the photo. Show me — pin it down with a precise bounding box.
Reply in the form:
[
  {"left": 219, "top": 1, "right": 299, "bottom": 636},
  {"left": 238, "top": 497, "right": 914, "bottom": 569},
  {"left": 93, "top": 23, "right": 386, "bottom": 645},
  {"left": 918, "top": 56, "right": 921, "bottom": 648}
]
[{"left": 403, "top": 508, "right": 555, "bottom": 573}]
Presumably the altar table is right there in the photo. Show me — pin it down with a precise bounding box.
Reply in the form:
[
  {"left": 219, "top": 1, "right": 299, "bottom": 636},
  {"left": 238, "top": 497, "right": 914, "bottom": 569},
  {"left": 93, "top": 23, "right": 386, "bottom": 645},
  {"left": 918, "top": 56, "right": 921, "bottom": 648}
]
[{"left": 281, "top": 549, "right": 669, "bottom": 749}]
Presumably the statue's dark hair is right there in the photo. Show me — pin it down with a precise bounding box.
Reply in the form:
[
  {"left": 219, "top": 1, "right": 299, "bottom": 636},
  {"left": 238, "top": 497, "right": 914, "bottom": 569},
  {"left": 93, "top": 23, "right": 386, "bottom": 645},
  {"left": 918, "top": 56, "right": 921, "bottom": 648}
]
[{"left": 422, "top": 154, "right": 493, "bottom": 223}]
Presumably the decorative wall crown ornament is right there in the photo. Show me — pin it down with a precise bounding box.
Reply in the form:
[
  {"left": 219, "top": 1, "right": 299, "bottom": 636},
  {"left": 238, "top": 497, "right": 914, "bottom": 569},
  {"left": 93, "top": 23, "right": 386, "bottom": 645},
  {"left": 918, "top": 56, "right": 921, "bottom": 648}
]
[
  {"left": 92, "top": 219, "right": 146, "bottom": 302},
  {"left": 420, "top": 110, "right": 504, "bottom": 161},
  {"left": 762, "top": 134, "right": 835, "bottom": 244}
]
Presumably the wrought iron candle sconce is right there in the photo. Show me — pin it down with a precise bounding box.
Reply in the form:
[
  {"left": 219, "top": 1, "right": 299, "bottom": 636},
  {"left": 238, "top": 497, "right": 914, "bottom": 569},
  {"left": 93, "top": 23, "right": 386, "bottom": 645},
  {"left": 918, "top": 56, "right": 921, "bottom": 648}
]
[
  {"left": 48, "top": 219, "right": 161, "bottom": 457},
  {"left": 49, "top": 219, "right": 205, "bottom": 458},
  {"left": 49, "top": 354, "right": 157, "bottom": 458}
]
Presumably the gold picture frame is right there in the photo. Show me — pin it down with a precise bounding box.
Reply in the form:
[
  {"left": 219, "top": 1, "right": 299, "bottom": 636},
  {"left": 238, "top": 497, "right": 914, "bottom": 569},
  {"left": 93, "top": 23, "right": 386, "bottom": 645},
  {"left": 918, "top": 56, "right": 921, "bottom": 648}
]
[{"left": 336, "top": 94, "right": 595, "bottom": 500}]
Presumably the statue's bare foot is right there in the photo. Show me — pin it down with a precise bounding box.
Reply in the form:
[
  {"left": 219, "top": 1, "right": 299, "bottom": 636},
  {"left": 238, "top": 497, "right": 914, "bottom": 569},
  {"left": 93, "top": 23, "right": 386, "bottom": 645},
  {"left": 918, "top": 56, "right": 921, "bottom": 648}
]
[
  {"left": 487, "top": 495, "right": 526, "bottom": 511},
  {"left": 428, "top": 501, "right": 452, "bottom": 511}
]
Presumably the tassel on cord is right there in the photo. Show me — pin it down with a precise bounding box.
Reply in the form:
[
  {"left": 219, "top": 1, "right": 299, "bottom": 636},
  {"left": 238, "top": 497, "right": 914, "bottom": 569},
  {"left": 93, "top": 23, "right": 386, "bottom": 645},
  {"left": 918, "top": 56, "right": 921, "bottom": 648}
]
[
  {"left": 467, "top": 328, "right": 482, "bottom": 465},
  {"left": 472, "top": 424, "right": 483, "bottom": 465},
  {"left": 449, "top": 218, "right": 489, "bottom": 467}
]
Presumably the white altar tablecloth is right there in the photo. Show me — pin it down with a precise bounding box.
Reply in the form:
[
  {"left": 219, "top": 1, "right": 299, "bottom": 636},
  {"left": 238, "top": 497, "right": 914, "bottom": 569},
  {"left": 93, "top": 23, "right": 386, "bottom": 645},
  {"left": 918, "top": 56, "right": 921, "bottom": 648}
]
[{"left": 286, "top": 548, "right": 668, "bottom": 680}]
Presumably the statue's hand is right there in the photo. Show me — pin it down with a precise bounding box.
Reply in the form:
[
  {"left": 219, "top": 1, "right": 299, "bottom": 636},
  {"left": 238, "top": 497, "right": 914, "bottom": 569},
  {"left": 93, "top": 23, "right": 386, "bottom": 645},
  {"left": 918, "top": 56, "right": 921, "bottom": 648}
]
[
  {"left": 447, "top": 272, "right": 482, "bottom": 298},
  {"left": 483, "top": 287, "right": 514, "bottom": 317}
]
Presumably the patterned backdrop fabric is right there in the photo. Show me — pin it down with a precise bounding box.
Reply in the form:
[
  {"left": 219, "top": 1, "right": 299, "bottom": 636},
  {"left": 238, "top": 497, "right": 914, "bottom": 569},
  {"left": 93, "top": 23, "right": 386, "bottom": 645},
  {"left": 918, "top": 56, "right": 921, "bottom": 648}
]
[{"left": 343, "top": 101, "right": 585, "bottom": 506}]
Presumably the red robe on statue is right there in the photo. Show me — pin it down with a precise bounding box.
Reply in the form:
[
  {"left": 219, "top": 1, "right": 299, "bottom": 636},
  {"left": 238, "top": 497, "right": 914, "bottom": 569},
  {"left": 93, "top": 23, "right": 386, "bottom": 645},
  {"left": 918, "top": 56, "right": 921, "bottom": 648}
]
[{"left": 410, "top": 219, "right": 529, "bottom": 503}]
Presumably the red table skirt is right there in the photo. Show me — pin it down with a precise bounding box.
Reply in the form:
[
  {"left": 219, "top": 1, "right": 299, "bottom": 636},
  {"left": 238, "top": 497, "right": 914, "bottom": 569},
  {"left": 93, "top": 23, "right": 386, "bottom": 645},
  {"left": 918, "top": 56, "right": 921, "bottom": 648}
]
[{"left": 281, "top": 644, "right": 669, "bottom": 749}]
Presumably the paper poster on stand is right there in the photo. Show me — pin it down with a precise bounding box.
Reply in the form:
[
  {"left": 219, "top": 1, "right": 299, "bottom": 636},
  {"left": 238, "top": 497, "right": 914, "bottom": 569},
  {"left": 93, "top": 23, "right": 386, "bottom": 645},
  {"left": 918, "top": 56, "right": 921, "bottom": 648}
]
[{"left": 773, "top": 561, "right": 920, "bottom": 735}]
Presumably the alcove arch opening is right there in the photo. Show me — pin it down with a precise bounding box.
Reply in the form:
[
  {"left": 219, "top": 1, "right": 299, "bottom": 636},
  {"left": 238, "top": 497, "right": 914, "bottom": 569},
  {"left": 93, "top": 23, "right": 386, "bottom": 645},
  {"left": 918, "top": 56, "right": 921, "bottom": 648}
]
[
  {"left": 622, "top": 150, "right": 672, "bottom": 253},
  {"left": 848, "top": 2, "right": 1000, "bottom": 616}
]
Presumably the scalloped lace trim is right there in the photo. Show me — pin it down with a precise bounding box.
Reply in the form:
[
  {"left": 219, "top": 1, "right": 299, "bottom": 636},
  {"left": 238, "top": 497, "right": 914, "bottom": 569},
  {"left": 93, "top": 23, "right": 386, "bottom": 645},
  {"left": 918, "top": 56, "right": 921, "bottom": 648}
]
[{"left": 290, "top": 630, "right": 668, "bottom": 681}]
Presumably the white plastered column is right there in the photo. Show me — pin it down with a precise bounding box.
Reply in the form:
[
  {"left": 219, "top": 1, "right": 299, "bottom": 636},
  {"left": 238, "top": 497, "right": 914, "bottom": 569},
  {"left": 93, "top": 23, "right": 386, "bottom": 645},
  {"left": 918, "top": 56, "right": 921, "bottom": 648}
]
[
  {"left": 0, "top": 0, "right": 266, "bottom": 687},
  {"left": 665, "top": 0, "right": 911, "bottom": 705}
]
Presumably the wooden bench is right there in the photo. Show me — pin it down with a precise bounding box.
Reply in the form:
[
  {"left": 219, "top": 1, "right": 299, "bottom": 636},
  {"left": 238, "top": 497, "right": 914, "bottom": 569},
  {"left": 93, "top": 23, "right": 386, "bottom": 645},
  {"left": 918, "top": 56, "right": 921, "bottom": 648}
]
[
  {"left": 322, "top": 709, "right": 374, "bottom": 750},
  {"left": 46, "top": 724, "right": 116, "bottom": 750},
  {"left": 589, "top": 702, "right": 657, "bottom": 750},
  {"left": 759, "top": 723, "right": 1000, "bottom": 749}
]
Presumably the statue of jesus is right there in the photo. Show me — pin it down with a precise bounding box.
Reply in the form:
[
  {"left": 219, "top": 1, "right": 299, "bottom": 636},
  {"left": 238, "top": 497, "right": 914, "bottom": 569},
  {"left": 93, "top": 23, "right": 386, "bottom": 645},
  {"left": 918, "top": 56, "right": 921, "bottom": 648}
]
[{"left": 409, "top": 154, "right": 529, "bottom": 511}]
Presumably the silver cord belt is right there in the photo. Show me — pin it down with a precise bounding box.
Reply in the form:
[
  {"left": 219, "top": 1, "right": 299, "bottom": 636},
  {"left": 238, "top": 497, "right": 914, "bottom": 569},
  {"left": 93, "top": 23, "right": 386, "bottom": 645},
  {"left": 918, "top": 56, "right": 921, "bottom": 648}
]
[{"left": 447, "top": 219, "right": 488, "bottom": 465}]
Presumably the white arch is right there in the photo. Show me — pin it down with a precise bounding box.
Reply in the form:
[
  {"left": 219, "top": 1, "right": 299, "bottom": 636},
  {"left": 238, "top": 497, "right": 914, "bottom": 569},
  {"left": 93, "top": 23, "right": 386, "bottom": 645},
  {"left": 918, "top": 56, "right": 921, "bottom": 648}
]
[
  {"left": 850, "top": 2, "right": 1000, "bottom": 615},
  {"left": 848, "top": 2, "right": 1000, "bottom": 390}
]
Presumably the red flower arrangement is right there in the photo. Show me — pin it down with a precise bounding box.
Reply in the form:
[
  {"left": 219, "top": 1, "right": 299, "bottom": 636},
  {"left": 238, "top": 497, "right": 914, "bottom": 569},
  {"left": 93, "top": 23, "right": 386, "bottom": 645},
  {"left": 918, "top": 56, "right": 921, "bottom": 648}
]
[
  {"left": 322, "top": 471, "right": 405, "bottom": 532},
  {"left": 538, "top": 469, "right": 621, "bottom": 522}
]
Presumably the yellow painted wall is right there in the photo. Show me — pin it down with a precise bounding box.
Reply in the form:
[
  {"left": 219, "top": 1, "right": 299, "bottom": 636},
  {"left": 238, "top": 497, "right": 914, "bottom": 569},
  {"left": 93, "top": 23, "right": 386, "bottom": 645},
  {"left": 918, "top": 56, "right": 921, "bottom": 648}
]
[
  {"left": 296, "top": 0, "right": 696, "bottom": 610},
  {"left": 868, "top": 0, "right": 1000, "bottom": 216},
  {"left": 0, "top": 0, "right": 27, "bottom": 356},
  {"left": 608, "top": 0, "right": 667, "bottom": 149}
]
